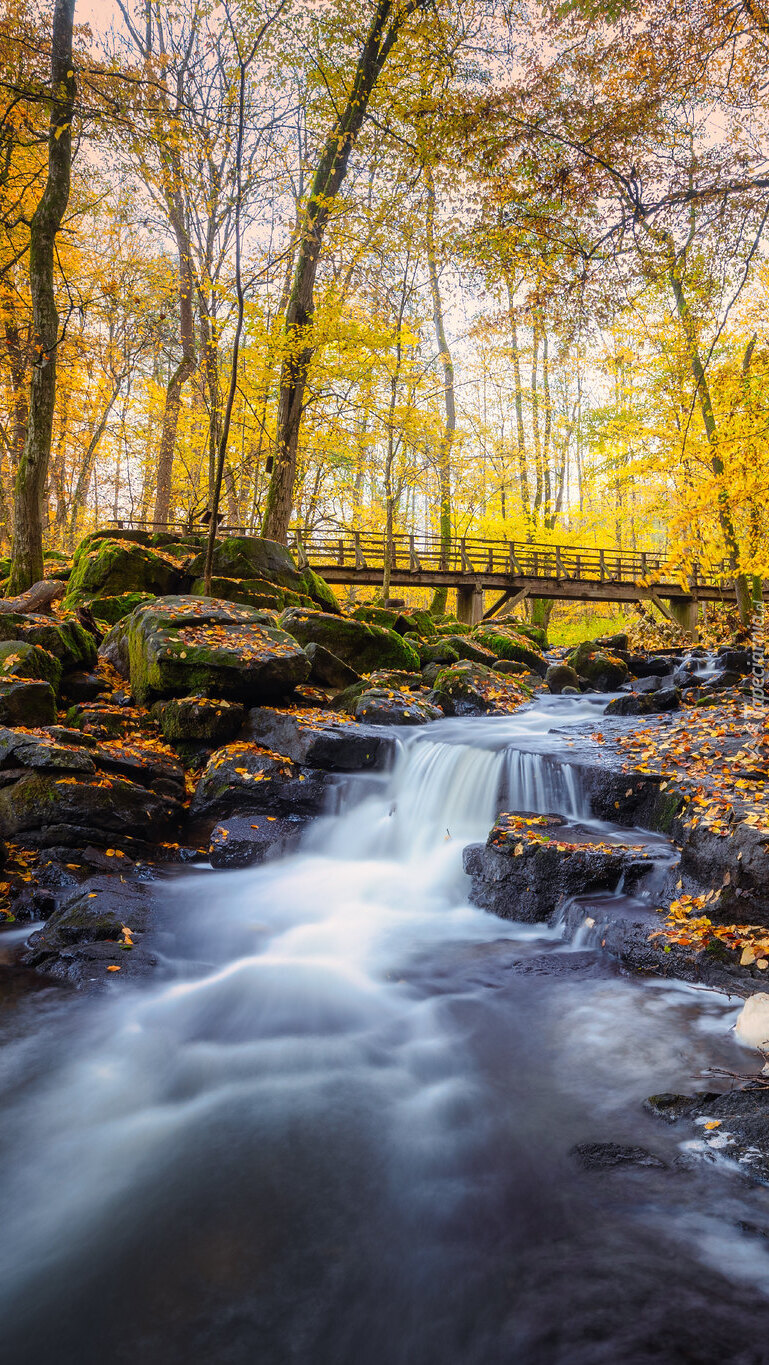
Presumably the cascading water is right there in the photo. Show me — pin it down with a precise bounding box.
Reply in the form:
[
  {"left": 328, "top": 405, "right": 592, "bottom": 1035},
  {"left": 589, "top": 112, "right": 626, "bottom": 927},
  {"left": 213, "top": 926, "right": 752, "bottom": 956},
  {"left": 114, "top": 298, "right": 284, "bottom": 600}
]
[{"left": 1, "top": 695, "right": 769, "bottom": 1365}]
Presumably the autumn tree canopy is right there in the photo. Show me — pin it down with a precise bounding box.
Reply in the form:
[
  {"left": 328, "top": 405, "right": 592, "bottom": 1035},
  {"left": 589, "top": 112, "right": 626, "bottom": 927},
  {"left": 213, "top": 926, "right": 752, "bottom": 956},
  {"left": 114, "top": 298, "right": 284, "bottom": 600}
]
[{"left": 2, "top": 0, "right": 769, "bottom": 614}]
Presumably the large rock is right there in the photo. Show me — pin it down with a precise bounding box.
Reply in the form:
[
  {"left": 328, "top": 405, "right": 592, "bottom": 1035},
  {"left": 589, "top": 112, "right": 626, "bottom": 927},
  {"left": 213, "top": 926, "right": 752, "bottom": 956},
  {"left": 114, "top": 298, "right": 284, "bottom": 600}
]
[
  {"left": 187, "top": 536, "right": 339, "bottom": 614},
  {"left": 566, "top": 641, "right": 629, "bottom": 690},
  {"left": 127, "top": 596, "right": 311, "bottom": 704},
  {"left": 0, "top": 679, "right": 57, "bottom": 727},
  {"left": 188, "top": 575, "right": 314, "bottom": 612},
  {"left": 64, "top": 536, "right": 184, "bottom": 610},
  {"left": 546, "top": 663, "right": 580, "bottom": 694},
  {"left": 208, "top": 814, "right": 307, "bottom": 868},
  {"left": 190, "top": 742, "right": 332, "bottom": 823},
  {"left": 0, "top": 639, "right": 62, "bottom": 691},
  {"left": 353, "top": 688, "right": 442, "bottom": 726},
  {"left": 605, "top": 687, "right": 680, "bottom": 717},
  {"left": 21, "top": 877, "right": 162, "bottom": 988},
  {"left": 463, "top": 813, "right": 654, "bottom": 922},
  {"left": 303, "top": 642, "right": 361, "bottom": 690},
  {"left": 243, "top": 706, "right": 393, "bottom": 769},
  {"left": 0, "top": 612, "right": 97, "bottom": 672},
  {"left": 279, "top": 608, "right": 420, "bottom": 674},
  {"left": 429, "top": 660, "right": 530, "bottom": 715},
  {"left": 472, "top": 626, "right": 548, "bottom": 676},
  {"left": 151, "top": 695, "right": 245, "bottom": 745},
  {"left": 0, "top": 727, "right": 184, "bottom": 850}
]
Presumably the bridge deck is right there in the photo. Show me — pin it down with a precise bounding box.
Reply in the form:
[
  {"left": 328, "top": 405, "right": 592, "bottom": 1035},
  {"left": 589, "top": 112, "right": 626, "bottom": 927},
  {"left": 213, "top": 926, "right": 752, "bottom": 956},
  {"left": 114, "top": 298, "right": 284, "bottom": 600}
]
[
  {"left": 103, "top": 520, "right": 736, "bottom": 609},
  {"left": 291, "top": 529, "right": 734, "bottom": 605}
]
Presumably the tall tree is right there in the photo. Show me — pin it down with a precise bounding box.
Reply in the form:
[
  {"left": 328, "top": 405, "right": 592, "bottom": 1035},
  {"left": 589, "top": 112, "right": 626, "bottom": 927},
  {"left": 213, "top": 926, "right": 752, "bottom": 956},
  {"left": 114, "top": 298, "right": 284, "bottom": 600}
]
[
  {"left": 261, "top": 0, "right": 431, "bottom": 544},
  {"left": 9, "top": 0, "right": 76, "bottom": 592}
]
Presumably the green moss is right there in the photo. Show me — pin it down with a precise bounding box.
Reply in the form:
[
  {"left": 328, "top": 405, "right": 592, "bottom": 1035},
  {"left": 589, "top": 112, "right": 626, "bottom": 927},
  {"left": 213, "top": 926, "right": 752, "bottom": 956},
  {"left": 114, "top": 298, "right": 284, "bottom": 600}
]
[
  {"left": 280, "top": 609, "right": 421, "bottom": 673},
  {"left": 0, "top": 640, "right": 62, "bottom": 691}
]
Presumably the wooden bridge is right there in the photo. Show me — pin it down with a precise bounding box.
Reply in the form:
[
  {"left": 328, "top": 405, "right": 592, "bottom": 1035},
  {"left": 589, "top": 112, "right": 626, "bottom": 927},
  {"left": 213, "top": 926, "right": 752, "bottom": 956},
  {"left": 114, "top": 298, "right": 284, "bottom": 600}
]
[
  {"left": 291, "top": 529, "right": 734, "bottom": 630},
  {"left": 105, "top": 518, "right": 735, "bottom": 631}
]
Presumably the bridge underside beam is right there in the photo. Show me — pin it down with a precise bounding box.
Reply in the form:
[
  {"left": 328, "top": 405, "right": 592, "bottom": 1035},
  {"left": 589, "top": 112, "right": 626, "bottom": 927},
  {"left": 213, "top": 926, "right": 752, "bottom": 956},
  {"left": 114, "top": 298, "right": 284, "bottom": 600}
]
[{"left": 318, "top": 567, "right": 734, "bottom": 606}]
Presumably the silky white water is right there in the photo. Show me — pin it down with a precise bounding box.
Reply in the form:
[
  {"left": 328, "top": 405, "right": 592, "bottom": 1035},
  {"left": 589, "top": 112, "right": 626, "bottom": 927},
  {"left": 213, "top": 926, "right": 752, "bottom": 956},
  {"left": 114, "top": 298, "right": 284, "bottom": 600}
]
[{"left": 0, "top": 694, "right": 767, "bottom": 1365}]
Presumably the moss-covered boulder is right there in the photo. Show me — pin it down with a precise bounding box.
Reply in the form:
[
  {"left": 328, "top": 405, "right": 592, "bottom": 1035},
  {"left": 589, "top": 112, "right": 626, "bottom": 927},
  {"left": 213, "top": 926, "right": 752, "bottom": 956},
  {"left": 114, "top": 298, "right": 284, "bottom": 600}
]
[
  {"left": 65, "top": 537, "right": 184, "bottom": 611},
  {"left": 279, "top": 608, "right": 420, "bottom": 674},
  {"left": 188, "top": 575, "right": 315, "bottom": 612},
  {"left": 546, "top": 663, "right": 580, "bottom": 694},
  {"left": 441, "top": 634, "right": 497, "bottom": 667},
  {"left": 0, "top": 612, "right": 97, "bottom": 672},
  {"left": 88, "top": 592, "right": 155, "bottom": 625},
  {"left": 151, "top": 695, "right": 245, "bottom": 745},
  {"left": 419, "top": 639, "right": 459, "bottom": 667},
  {"left": 0, "top": 679, "right": 57, "bottom": 727},
  {"left": 472, "top": 626, "right": 547, "bottom": 677},
  {"left": 303, "top": 642, "right": 361, "bottom": 690},
  {"left": 127, "top": 596, "right": 310, "bottom": 704},
  {"left": 0, "top": 727, "right": 184, "bottom": 849},
  {"left": 567, "top": 641, "right": 629, "bottom": 690},
  {"left": 0, "top": 640, "right": 62, "bottom": 691},
  {"left": 190, "top": 742, "right": 330, "bottom": 822},
  {"left": 430, "top": 661, "right": 531, "bottom": 716},
  {"left": 351, "top": 605, "right": 434, "bottom": 638},
  {"left": 354, "top": 688, "right": 442, "bottom": 726},
  {"left": 187, "top": 536, "right": 339, "bottom": 614}
]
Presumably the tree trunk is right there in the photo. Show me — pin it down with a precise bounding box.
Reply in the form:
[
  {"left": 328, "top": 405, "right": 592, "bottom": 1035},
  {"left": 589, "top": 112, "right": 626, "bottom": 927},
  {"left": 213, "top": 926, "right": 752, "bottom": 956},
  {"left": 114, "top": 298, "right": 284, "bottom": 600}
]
[
  {"left": 669, "top": 264, "right": 752, "bottom": 622},
  {"left": 10, "top": 0, "right": 76, "bottom": 594},
  {"left": 153, "top": 225, "right": 196, "bottom": 524},
  {"left": 424, "top": 163, "right": 454, "bottom": 615},
  {"left": 262, "top": 0, "right": 426, "bottom": 544}
]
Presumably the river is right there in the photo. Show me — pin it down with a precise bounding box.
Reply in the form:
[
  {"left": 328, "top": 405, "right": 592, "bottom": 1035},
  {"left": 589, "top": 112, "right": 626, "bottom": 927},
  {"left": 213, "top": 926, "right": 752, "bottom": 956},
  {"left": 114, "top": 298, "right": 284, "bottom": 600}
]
[{"left": 2, "top": 695, "right": 769, "bottom": 1363}]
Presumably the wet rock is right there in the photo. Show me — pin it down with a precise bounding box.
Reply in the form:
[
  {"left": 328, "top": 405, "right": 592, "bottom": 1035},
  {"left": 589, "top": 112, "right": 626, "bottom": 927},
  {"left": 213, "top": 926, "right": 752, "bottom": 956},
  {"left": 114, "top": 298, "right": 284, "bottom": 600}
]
[
  {"left": 279, "top": 608, "right": 420, "bottom": 674},
  {"left": 190, "top": 741, "right": 332, "bottom": 823},
  {"left": 605, "top": 687, "right": 680, "bottom": 717},
  {"left": 0, "top": 678, "right": 57, "bottom": 727},
  {"left": 430, "top": 661, "right": 530, "bottom": 716},
  {"left": 65, "top": 700, "right": 143, "bottom": 739},
  {"left": 571, "top": 1142, "right": 667, "bottom": 1170},
  {"left": 21, "top": 876, "right": 163, "bottom": 988},
  {"left": 464, "top": 813, "right": 655, "bottom": 922},
  {"left": 643, "top": 1093, "right": 718, "bottom": 1124},
  {"left": 646, "top": 1085, "right": 769, "bottom": 1185},
  {"left": 353, "top": 688, "right": 442, "bottom": 726},
  {"left": 678, "top": 819, "right": 769, "bottom": 925},
  {"left": 567, "top": 641, "right": 629, "bottom": 690},
  {"left": 719, "top": 648, "right": 751, "bottom": 674},
  {"left": 243, "top": 706, "right": 393, "bottom": 769},
  {"left": 128, "top": 596, "right": 311, "bottom": 704},
  {"left": 710, "top": 668, "right": 743, "bottom": 690},
  {"left": 546, "top": 663, "right": 580, "bottom": 694},
  {"left": 151, "top": 695, "right": 245, "bottom": 745},
  {"left": 594, "top": 632, "right": 629, "bottom": 652},
  {"left": 208, "top": 814, "right": 307, "bottom": 868},
  {"left": 628, "top": 654, "right": 676, "bottom": 678},
  {"left": 0, "top": 727, "right": 183, "bottom": 851},
  {"left": 303, "top": 642, "right": 361, "bottom": 690},
  {"left": 472, "top": 626, "right": 547, "bottom": 676}
]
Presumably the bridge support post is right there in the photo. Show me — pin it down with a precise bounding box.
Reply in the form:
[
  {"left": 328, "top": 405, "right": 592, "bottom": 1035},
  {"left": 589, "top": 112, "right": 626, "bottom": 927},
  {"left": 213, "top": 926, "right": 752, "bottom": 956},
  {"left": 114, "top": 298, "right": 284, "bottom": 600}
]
[
  {"left": 456, "top": 584, "right": 483, "bottom": 626},
  {"left": 667, "top": 597, "right": 699, "bottom": 637}
]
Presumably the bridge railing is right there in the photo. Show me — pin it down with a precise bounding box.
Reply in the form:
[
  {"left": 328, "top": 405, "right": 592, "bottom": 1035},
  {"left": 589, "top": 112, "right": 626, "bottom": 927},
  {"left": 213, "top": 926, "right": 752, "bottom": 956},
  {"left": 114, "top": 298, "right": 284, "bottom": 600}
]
[{"left": 291, "top": 528, "right": 722, "bottom": 588}]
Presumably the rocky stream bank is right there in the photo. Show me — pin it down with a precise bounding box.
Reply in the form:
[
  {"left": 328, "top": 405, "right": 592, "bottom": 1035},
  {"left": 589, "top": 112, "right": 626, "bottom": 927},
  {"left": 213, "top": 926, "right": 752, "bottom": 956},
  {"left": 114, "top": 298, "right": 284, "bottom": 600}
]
[{"left": 2, "top": 530, "right": 769, "bottom": 1201}]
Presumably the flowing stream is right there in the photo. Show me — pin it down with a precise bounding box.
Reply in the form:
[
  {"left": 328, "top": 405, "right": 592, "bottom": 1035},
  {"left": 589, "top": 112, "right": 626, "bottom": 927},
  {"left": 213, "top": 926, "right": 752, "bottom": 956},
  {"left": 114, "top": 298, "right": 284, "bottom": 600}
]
[{"left": 2, "top": 696, "right": 769, "bottom": 1363}]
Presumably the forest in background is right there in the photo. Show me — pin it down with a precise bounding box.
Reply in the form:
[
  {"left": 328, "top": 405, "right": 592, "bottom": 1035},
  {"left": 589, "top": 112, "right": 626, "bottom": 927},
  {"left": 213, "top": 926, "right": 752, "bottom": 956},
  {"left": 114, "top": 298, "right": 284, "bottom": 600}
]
[{"left": 3, "top": 0, "right": 769, "bottom": 625}]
